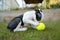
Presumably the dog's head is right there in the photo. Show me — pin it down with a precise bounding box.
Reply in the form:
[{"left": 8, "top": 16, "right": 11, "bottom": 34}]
[{"left": 35, "top": 9, "right": 42, "bottom": 21}]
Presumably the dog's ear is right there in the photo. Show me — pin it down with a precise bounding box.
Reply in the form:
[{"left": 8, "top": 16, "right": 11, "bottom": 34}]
[
  {"left": 35, "top": 9, "right": 43, "bottom": 14},
  {"left": 39, "top": 9, "right": 42, "bottom": 12},
  {"left": 35, "top": 9, "right": 40, "bottom": 13}
]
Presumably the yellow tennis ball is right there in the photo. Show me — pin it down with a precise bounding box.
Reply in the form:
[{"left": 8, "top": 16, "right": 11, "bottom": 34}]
[{"left": 36, "top": 23, "right": 45, "bottom": 30}]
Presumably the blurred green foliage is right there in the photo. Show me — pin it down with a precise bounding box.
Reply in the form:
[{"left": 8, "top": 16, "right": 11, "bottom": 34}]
[{"left": 51, "top": 3, "right": 60, "bottom": 9}]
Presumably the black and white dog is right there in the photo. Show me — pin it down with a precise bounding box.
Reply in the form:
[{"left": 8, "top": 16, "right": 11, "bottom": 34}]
[{"left": 7, "top": 9, "right": 43, "bottom": 31}]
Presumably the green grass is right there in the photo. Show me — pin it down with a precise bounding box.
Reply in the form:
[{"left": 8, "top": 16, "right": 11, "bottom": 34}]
[{"left": 0, "top": 22, "right": 60, "bottom": 40}]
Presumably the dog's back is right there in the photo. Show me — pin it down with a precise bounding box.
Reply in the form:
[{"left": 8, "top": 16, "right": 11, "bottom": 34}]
[{"left": 7, "top": 15, "right": 23, "bottom": 31}]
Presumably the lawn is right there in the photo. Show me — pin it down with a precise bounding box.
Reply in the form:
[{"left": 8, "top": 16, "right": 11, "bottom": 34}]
[{"left": 0, "top": 22, "right": 60, "bottom": 40}]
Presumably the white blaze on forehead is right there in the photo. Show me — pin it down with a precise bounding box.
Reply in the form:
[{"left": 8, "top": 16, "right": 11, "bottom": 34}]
[
  {"left": 39, "top": 9, "right": 41, "bottom": 10},
  {"left": 39, "top": 9, "right": 42, "bottom": 12}
]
